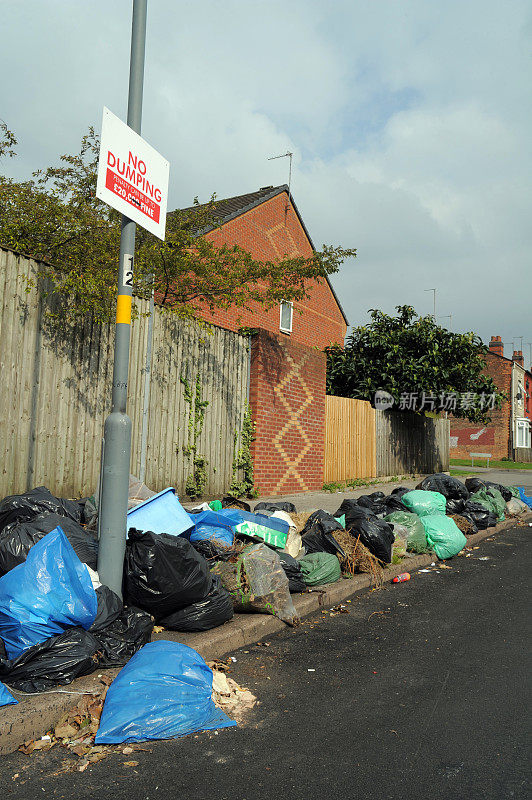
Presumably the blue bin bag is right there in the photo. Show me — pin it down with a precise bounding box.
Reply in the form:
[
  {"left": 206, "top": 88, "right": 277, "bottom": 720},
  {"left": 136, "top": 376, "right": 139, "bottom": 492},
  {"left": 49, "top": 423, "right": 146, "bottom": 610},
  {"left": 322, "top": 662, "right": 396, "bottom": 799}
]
[
  {"left": 187, "top": 509, "right": 242, "bottom": 546},
  {"left": 95, "top": 640, "right": 236, "bottom": 744},
  {"left": 518, "top": 487, "right": 532, "bottom": 509},
  {"left": 0, "top": 682, "right": 17, "bottom": 707},
  {"left": 0, "top": 527, "right": 97, "bottom": 660}
]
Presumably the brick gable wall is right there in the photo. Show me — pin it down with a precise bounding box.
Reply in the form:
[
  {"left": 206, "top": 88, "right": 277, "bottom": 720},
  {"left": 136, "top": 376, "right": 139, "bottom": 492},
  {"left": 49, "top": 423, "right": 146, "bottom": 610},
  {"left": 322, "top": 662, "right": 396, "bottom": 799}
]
[
  {"left": 249, "top": 329, "right": 326, "bottom": 494},
  {"left": 195, "top": 192, "right": 347, "bottom": 350}
]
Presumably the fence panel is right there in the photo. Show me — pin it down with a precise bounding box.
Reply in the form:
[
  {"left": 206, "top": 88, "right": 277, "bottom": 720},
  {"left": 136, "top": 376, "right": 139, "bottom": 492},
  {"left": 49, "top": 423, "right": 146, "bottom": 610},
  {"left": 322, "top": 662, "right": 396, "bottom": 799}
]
[
  {"left": 375, "top": 410, "right": 450, "bottom": 476},
  {"left": 0, "top": 246, "right": 250, "bottom": 499},
  {"left": 324, "top": 396, "right": 376, "bottom": 482}
]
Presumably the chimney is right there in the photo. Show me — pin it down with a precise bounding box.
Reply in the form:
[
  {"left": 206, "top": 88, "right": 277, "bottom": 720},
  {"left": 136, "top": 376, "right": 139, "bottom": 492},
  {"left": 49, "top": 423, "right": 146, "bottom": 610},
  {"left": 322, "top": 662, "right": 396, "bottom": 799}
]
[
  {"left": 512, "top": 350, "right": 524, "bottom": 366},
  {"left": 489, "top": 335, "right": 504, "bottom": 356}
]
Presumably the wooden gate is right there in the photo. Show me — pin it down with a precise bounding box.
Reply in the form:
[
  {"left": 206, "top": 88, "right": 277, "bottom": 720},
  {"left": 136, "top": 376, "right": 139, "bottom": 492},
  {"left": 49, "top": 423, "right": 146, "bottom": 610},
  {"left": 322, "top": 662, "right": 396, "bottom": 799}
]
[{"left": 324, "top": 396, "right": 376, "bottom": 482}]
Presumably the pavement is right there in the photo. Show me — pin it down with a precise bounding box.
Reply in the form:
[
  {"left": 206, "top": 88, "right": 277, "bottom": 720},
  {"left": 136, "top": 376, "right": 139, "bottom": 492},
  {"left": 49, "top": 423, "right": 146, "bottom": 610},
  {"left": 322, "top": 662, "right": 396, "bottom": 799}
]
[{"left": 1, "top": 522, "right": 530, "bottom": 799}]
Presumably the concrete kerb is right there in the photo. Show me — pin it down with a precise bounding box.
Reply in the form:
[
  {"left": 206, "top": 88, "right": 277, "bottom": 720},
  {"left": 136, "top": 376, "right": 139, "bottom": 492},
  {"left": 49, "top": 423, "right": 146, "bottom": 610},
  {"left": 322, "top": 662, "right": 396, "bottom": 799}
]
[{"left": 1, "top": 512, "right": 530, "bottom": 756}]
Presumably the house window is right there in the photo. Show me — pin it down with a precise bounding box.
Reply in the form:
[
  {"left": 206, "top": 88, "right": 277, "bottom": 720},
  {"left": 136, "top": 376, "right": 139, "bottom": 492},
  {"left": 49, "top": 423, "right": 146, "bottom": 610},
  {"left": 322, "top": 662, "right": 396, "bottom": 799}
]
[
  {"left": 279, "top": 301, "right": 293, "bottom": 334},
  {"left": 515, "top": 418, "right": 530, "bottom": 449}
]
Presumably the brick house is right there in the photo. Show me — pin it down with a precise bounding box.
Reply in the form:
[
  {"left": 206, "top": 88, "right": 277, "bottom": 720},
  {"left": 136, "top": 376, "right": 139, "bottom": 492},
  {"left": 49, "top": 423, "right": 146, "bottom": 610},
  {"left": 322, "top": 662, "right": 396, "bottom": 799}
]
[
  {"left": 450, "top": 336, "right": 532, "bottom": 460},
  {"left": 176, "top": 185, "right": 349, "bottom": 494}
]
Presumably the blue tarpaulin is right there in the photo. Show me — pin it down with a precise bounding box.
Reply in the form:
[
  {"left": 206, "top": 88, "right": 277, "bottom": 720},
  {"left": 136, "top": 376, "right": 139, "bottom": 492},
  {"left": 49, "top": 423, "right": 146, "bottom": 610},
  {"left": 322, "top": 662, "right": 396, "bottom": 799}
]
[
  {"left": 0, "top": 527, "right": 97, "bottom": 660},
  {"left": 0, "top": 682, "right": 17, "bottom": 708},
  {"left": 518, "top": 487, "right": 532, "bottom": 509},
  {"left": 95, "top": 641, "right": 236, "bottom": 744}
]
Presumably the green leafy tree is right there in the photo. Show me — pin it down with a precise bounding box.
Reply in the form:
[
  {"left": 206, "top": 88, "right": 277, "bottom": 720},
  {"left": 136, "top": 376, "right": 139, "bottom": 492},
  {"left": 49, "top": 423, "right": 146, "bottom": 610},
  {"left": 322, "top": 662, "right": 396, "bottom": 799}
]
[
  {"left": 325, "top": 305, "right": 505, "bottom": 424},
  {"left": 0, "top": 124, "right": 356, "bottom": 324}
]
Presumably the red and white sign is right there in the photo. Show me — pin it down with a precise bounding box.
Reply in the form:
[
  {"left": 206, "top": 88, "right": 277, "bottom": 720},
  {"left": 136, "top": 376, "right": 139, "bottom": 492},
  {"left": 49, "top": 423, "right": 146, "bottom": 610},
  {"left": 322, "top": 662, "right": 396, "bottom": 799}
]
[{"left": 96, "top": 107, "right": 170, "bottom": 240}]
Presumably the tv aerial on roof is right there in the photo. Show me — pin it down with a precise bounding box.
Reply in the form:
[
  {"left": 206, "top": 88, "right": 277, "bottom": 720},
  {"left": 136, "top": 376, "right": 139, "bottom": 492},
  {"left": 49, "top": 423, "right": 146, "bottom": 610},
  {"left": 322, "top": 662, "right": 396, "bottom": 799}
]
[{"left": 267, "top": 151, "right": 294, "bottom": 197}]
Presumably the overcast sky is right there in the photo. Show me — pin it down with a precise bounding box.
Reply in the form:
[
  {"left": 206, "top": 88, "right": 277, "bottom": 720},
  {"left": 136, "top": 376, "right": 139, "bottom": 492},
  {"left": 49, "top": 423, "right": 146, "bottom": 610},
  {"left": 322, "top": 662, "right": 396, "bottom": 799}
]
[{"left": 2, "top": 0, "right": 531, "bottom": 363}]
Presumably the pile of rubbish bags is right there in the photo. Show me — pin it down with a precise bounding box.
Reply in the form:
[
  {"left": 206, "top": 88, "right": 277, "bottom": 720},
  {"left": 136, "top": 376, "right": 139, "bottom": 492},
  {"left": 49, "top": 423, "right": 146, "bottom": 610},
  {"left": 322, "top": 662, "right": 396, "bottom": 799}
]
[{"left": 0, "top": 471, "right": 528, "bottom": 709}]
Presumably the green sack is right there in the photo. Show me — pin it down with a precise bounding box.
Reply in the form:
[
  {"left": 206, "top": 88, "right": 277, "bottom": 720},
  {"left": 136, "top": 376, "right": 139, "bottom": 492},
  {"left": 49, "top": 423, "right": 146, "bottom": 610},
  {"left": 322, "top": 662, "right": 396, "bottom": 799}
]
[
  {"left": 209, "top": 500, "right": 223, "bottom": 511},
  {"left": 421, "top": 514, "right": 467, "bottom": 559},
  {"left": 470, "top": 488, "right": 505, "bottom": 522},
  {"left": 298, "top": 552, "right": 341, "bottom": 586},
  {"left": 334, "top": 515, "right": 346, "bottom": 529},
  {"left": 508, "top": 486, "right": 520, "bottom": 498},
  {"left": 384, "top": 511, "right": 430, "bottom": 553},
  {"left": 401, "top": 490, "right": 446, "bottom": 517}
]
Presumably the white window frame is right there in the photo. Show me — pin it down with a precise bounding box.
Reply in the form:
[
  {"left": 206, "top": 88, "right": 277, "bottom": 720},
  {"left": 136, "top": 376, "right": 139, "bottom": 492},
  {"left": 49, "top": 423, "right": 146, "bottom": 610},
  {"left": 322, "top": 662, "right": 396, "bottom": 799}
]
[
  {"left": 279, "top": 300, "right": 293, "bottom": 334},
  {"left": 515, "top": 417, "right": 530, "bottom": 449}
]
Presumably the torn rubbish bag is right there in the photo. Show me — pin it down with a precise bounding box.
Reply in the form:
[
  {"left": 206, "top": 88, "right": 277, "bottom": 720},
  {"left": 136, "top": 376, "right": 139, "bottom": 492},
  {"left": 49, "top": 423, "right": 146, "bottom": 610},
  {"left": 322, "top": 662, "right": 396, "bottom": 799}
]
[
  {"left": 95, "top": 641, "right": 236, "bottom": 744},
  {"left": 469, "top": 487, "right": 505, "bottom": 522},
  {"left": 461, "top": 501, "right": 497, "bottom": 530},
  {"left": 124, "top": 530, "right": 212, "bottom": 619},
  {"left": 211, "top": 543, "right": 298, "bottom": 625},
  {"left": 0, "top": 512, "right": 98, "bottom": 577},
  {"left": 158, "top": 576, "right": 234, "bottom": 632},
  {"left": 0, "top": 527, "right": 97, "bottom": 660},
  {"left": 0, "top": 486, "right": 81, "bottom": 535},
  {"left": 301, "top": 510, "right": 344, "bottom": 557}
]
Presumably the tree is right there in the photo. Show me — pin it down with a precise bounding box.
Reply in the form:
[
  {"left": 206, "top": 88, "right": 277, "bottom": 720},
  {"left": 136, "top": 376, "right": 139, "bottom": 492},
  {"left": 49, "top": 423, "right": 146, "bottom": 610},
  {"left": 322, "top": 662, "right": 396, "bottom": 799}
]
[
  {"left": 0, "top": 124, "right": 356, "bottom": 325},
  {"left": 325, "top": 305, "right": 505, "bottom": 423}
]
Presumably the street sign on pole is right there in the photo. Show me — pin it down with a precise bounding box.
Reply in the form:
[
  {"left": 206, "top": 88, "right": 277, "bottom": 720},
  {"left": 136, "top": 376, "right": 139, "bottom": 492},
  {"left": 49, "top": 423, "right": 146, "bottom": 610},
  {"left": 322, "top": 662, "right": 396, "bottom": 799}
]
[
  {"left": 96, "top": 107, "right": 169, "bottom": 240},
  {"left": 97, "top": 0, "right": 151, "bottom": 598}
]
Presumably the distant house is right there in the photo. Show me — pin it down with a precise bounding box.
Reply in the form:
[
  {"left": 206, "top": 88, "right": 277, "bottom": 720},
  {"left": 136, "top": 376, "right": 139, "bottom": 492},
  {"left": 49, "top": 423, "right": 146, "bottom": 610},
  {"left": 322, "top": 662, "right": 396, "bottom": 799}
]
[
  {"left": 179, "top": 185, "right": 348, "bottom": 350},
  {"left": 450, "top": 336, "right": 532, "bottom": 461}
]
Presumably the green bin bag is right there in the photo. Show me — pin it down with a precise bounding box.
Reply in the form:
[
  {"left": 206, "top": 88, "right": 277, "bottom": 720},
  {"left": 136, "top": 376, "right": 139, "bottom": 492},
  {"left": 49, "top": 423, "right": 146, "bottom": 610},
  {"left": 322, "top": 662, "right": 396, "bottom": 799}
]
[
  {"left": 421, "top": 515, "right": 467, "bottom": 559},
  {"left": 469, "top": 488, "right": 505, "bottom": 521},
  {"left": 401, "top": 490, "right": 446, "bottom": 517},
  {"left": 384, "top": 511, "right": 430, "bottom": 553},
  {"left": 508, "top": 486, "right": 520, "bottom": 499},
  {"left": 298, "top": 552, "right": 341, "bottom": 586}
]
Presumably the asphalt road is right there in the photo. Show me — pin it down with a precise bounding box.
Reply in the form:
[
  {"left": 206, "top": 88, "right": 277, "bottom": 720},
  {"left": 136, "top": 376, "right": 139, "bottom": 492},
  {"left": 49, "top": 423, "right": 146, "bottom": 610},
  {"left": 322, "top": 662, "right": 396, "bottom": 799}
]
[{"left": 2, "top": 523, "right": 530, "bottom": 800}]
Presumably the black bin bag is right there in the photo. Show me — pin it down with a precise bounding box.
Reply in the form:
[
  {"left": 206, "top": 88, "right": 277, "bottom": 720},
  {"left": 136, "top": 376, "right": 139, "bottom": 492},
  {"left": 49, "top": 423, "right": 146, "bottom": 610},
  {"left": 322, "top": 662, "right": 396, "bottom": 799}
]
[
  {"left": 278, "top": 552, "right": 306, "bottom": 593},
  {"left": 124, "top": 529, "right": 212, "bottom": 619},
  {"left": 464, "top": 478, "right": 513, "bottom": 503},
  {"left": 0, "top": 628, "right": 101, "bottom": 693},
  {"left": 254, "top": 501, "right": 297, "bottom": 514},
  {"left": 335, "top": 500, "right": 394, "bottom": 563},
  {"left": 0, "top": 486, "right": 82, "bottom": 534},
  {"left": 158, "top": 576, "right": 233, "bottom": 633},
  {"left": 301, "top": 510, "right": 344, "bottom": 556},
  {"left": 93, "top": 606, "right": 153, "bottom": 667},
  {"left": 462, "top": 501, "right": 497, "bottom": 530},
  {"left": 417, "top": 474, "right": 469, "bottom": 501},
  {"left": 0, "top": 512, "right": 98, "bottom": 576}
]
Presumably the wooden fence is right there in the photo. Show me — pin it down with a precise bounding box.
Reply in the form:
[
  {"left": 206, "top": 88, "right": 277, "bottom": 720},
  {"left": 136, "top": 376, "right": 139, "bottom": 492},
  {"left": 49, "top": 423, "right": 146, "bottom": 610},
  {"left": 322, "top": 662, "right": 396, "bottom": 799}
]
[
  {"left": 0, "top": 247, "right": 250, "bottom": 499},
  {"left": 324, "top": 396, "right": 376, "bottom": 482},
  {"left": 324, "top": 396, "right": 450, "bottom": 482}
]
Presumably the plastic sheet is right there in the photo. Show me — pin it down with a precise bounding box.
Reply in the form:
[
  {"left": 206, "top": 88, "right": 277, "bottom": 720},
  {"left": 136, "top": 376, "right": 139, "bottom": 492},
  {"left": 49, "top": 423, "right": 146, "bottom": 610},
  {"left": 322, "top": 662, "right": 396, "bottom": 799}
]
[
  {"left": 420, "top": 515, "right": 467, "bottom": 559},
  {"left": 0, "top": 628, "right": 101, "bottom": 693},
  {"left": 0, "top": 527, "right": 97, "bottom": 660},
  {"left": 95, "top": 641, "right": 236, "bottom": 744},
  {"left": 125, "top": 530, "right": 212, "bottom": 619},
  {"left": 158, "top": 576, "right": 234, "bottom": 632},
  {"left": 518, "top": 487, "right": 532, "bottom": 509},
  {"left": 0, "top": 681, "right": 17, "bottom": 707},
  {"left": 212, "top": 543, "right": 298, "bottom": 625},
  {"left": 401, "top": 490, "right": 447, "bottom": 517},
  {"left": 0, "top": 486, "right": 81, "bottom": 535},
  {"left": 299, "top": 552, "right": 342, "bottom": 586},
  {"left": 0, "top": 512, "right": 98, "bottom": 577},
  {"left": 188, "top": 509, "right": 241, "bottom": 547}
]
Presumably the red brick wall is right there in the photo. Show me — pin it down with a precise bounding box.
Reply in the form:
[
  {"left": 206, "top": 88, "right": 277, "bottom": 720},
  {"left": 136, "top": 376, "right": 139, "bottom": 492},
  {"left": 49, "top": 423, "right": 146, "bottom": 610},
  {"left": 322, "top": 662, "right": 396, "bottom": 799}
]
[
  {"left": 249, "top": 329, "right": 326, "bottom": 494},
  {"left": 195, "top": 192, "right": 347, "bottom": 350},
  {"left": 450, "top": 352, "right": 512, "bottom": 459}
]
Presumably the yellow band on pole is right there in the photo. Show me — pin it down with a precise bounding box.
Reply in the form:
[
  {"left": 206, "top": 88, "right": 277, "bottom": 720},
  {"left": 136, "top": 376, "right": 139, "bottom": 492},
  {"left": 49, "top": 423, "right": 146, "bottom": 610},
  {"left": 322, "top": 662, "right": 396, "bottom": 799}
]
[{"left": 116, "top": 294, "right": 132, "bottom": 325}]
